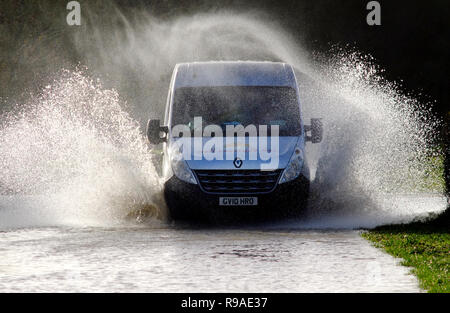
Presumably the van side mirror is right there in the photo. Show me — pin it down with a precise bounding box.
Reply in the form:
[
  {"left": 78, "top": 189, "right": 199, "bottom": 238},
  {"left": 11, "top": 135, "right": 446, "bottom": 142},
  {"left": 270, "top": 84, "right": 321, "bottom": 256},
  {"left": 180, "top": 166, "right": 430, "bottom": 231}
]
[
  {"left": 147, "top": 119, "right": 168, "bottom": 144},
  {"left": 305, "top": 118, "right": 323, "bottom": 143}
]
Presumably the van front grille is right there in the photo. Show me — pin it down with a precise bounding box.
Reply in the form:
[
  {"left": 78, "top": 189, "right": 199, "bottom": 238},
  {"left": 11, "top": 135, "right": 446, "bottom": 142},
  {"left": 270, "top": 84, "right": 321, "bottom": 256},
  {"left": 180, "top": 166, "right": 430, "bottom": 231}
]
[{"left": 194, "top": 169, "right": 282, "bottom": 194}]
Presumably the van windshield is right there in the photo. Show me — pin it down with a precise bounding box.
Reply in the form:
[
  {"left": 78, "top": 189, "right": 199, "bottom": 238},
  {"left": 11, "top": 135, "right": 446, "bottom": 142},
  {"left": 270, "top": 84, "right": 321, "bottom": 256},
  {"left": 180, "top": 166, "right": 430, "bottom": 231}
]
[{"left": 171, "top": 86, "right": 301, "bottom": 136}]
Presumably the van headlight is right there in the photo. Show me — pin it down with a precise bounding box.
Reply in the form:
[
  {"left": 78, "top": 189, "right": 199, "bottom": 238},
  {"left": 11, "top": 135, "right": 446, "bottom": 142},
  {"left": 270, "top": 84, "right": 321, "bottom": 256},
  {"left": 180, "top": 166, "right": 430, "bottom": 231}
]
[
  {"left": 169, "top": 145, "right": 197, "bottom": 184},
  {"left": 279, "top": 147, "right": 304, "bottom": 184}
]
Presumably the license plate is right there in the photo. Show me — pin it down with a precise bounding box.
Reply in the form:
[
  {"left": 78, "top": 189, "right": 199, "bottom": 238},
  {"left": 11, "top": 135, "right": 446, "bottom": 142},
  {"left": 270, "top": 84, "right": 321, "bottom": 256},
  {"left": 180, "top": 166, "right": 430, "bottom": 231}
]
[{"left": 219, "top": 197, "right": 258, "bottom": 206}]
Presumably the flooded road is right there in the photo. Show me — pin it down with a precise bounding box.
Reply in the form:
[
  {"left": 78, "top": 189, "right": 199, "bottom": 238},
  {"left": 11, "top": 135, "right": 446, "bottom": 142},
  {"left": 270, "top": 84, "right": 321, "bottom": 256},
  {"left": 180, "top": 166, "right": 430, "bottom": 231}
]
[
  {"left": 0, "top": 193, "right": 447, "bottom": 292},
  {"left": 0, "top": 5, "right": 447, "bottom": 294},
  {"left": 0, "top": 225, "right": 420, "bottom": 292}
]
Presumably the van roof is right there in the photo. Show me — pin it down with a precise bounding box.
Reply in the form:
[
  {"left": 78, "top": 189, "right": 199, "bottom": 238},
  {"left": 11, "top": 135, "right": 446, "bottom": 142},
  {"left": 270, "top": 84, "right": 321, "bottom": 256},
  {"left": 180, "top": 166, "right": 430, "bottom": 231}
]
[{"left": 173, "top": 61, "right": 297, "bottom": 89}]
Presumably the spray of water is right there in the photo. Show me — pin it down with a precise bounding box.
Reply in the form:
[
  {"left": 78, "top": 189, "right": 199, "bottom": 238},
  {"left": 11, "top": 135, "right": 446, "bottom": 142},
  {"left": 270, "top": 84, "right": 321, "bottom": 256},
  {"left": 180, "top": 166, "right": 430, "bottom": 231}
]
[
  {"left": 299, "top": 50, "right": 445, "bottom": 227},
  {"left": 0, "top": 11, "right": 446, "bottom": 229},
  {"left": 0, "top": 70, "right": 163, "bottom": 228}
]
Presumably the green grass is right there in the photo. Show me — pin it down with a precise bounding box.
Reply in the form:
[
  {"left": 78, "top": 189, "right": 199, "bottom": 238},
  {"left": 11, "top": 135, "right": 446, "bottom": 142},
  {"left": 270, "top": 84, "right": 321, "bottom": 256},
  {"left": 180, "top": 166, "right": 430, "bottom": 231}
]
[{"left": 362, "top": 211, "right": 450, "bottom": 293}]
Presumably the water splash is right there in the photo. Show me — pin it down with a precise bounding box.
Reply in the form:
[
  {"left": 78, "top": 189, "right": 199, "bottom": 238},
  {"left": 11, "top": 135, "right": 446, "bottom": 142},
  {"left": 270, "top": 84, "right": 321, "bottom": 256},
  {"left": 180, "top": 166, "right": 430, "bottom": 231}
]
[
  {"left": 0, "top": 70, "right": 163, "bottom": 228},
  {"left": 303, "top": 50, "right": 445, "bottom": 223},
  {"left": 0, "top": 12, "right": 446, "bottom": 229},
  {"left": 74, "top": 11, "right": 309, "bottom": 122}
]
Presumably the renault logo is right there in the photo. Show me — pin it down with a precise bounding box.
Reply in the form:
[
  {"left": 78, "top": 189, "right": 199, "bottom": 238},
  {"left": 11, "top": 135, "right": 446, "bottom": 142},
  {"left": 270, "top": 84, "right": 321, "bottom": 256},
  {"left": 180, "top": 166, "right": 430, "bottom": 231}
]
[{"left": 233, "top": 157, "right": 243, "bottom": 168}]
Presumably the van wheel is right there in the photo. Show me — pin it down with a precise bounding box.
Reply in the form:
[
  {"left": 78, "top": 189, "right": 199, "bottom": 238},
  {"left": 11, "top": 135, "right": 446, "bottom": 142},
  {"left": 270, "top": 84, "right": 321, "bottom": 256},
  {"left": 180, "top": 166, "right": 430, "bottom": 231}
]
[{"left": 286, "top": 180, "right": 310, "bottom": 218}]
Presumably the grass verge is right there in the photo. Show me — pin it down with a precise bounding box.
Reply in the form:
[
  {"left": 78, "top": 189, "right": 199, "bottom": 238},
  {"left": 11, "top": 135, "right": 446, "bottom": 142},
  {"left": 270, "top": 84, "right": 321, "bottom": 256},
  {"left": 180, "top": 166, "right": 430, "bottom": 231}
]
[{"left": 362, "top": 209, "right": 449, "bottom": 293}]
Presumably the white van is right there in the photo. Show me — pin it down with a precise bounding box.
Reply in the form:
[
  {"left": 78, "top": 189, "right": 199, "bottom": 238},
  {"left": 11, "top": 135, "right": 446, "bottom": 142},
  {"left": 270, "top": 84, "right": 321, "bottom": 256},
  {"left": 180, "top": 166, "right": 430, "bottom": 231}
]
[{"left": 147, "top": 61, "right": 322, "bottom": 220}]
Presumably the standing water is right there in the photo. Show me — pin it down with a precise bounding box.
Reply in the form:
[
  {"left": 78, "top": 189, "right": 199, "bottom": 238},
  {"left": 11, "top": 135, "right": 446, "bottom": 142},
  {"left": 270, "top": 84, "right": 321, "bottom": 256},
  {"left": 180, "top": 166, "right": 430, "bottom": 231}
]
[{"left": 0, "top": 12, "right": 446, "bottom": 292}]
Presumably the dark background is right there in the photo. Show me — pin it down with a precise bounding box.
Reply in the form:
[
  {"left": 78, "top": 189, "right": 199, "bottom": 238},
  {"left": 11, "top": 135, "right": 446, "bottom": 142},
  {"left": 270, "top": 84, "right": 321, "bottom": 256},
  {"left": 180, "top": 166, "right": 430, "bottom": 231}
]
[
  {"left": 0, "top": 0, "right": 449, "bottom": 193},
  {"left": 1, "top": 0, "right": 448, "bottom": 115}
]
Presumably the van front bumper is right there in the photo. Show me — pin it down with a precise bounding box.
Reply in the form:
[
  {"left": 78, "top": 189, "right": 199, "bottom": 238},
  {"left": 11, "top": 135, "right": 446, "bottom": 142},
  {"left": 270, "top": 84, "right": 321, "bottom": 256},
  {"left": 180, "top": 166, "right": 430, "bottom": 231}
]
[{"left": 163, "top": 174, "right": 309, "bottom": 221}]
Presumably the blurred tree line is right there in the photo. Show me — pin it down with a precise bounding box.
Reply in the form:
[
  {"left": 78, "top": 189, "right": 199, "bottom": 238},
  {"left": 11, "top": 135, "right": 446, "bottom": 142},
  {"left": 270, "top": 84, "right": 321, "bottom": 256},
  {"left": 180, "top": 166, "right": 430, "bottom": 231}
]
[{"left": 0, "top": 0, "right": 449, "bottom": 194}]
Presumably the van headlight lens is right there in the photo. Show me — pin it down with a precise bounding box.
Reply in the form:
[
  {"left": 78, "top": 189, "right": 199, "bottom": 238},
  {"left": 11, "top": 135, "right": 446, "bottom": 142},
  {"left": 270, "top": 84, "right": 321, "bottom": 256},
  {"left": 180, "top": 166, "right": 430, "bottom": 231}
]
[
  {"left": 279, "top": 148, "right": 304, "bottom": 184},
  {"left": 169, "top": 145, "right": 197, "bottom": 184}
]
